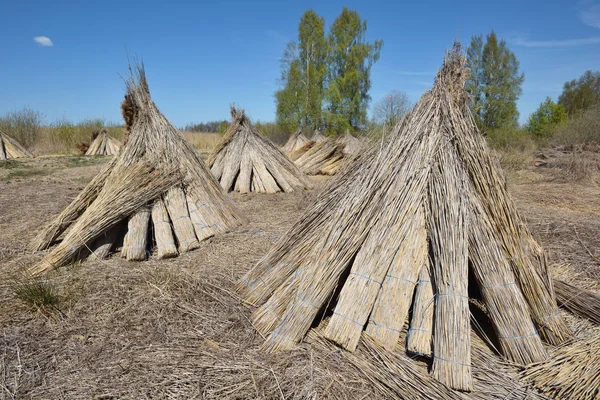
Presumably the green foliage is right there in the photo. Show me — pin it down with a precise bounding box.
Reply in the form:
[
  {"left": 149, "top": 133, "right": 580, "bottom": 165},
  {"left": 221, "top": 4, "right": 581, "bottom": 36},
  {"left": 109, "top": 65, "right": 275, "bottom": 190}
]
[
  {"left": 526, "top": 97, "right": 567, "bottom": 137},
  {"left": 11, "top": 275, "right": 63, "bottom": 312},
  {"left": 276, "top": 8, "right": 382, "bottom": 134},
  {"left": 0, "top": 107, "right": 44, "bottom": 148},
  {"left": 466, "top": 31, "right": 524, "bottom": 129},
  {"left": 551, "top": 105, "right": 600, "bottom": 147},
  {"left": 324, "top": 7, "right": 382, "bottom": 133},
  {"left": 558, "top": 70, "right": 600, "bottom": 116}
]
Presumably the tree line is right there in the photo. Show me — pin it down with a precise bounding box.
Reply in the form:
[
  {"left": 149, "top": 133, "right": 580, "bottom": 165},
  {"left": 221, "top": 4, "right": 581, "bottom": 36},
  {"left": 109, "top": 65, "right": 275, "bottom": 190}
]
[{"left": 275, "top": 8, "right": 383, "bottom": 134}]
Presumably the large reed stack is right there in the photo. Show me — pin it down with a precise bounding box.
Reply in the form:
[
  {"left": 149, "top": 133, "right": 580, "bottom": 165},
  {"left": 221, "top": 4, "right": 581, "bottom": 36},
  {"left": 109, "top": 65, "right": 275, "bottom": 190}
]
[
  {"left": 0, "top": 130, "right": 33, "bottom": 160},
  {"left": 281, "top": 128, "right": 310, "bottom": 153},
  {"left": 29, "top": 62, "right": 244, "bottom": 275},
  {"left": 207, "top": 107, "right": 312, "bottom": 193},
  {"left": 85, "top": 129, "right": 122, "bottom": 156},
  {"left": 238, "top": 43, "right": 571, "bottom": 391}
]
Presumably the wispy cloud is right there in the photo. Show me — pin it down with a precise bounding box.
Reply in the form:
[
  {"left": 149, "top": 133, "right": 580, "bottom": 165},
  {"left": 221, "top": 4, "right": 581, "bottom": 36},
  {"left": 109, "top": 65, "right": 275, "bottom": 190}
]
[
  {"left": 33, "top": 36, "right": 53, "bottom": 46},
  {"left": 513, "top": 36, "right": 600, "bottom": 47},
  {"left": 580, "top": 1, "right": 600, "bottom": 28}
]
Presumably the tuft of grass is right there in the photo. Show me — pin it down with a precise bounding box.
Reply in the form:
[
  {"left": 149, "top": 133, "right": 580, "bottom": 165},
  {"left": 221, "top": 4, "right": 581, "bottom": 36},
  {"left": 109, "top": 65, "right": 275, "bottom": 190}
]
[
  {"left": 0, "top": 160, "right": 28, "bottom": 169},
  {"left": 11, "top": 275, "right": 63, "bottom": 312}
]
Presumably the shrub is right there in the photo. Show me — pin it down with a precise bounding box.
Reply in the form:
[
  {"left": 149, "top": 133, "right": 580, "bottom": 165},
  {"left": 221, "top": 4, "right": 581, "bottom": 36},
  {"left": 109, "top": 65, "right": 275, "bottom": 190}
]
[
  {"left": 0, "top": 107, "right": 45, "bottom": 148},
  {"left": 550, "top": 106, "right": 600, "bottom": 149}
]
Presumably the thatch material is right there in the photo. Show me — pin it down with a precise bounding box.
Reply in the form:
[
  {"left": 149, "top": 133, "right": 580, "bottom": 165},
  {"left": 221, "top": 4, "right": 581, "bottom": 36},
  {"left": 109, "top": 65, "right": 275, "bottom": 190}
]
[
  {"left": 312, "top": 129, "right": 326, "bottom": 142},
  {"left": 282, "top": 129, "right": 310, "bottom": 153},
  {"left": 85, "top": 129, "right": 122, "bottom": 156},
  {"left": 290, "top": 138, "right": 349, "bottom": 176},
  {"left": 0, "top": 130, "right": 33, "bottom": 160},
  {"left": 522, "top": 333, "right": 600, "bottom": 400},
  {"left": 207, "top": 107, "right": 311, "bottom": 193},
  {"left": 554, "top": 279, "right": 600, "bottom": 324},
  {"left": 238, "top": 43, "right": 569, "bottom": 391},
  {"left": 29, "top": 63, "right": 244, "bottom": 275},
  {"left": 337, "top": 131, "right": 363, "bottom": 156}
]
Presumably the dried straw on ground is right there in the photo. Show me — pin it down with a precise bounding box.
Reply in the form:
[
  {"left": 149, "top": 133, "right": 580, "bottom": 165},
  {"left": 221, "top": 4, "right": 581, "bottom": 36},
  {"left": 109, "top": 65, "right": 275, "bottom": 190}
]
[
  {"left": 0, "top": 130, "right": 33, "bottom": 160},
  {"left": 238, "top": 43, "right": 569, "bottom": 391},
  {"left": 28, "top": 63, "right": 244, "bottom": 275},
  {"left": 207, "top": 107, "right": 312, "bottom": 193},
  {"left": 85, "top": 129, "right": 122, "bottom": 156},
  {"left": 522, "top": 333, "right": 600, "bottom": 400},
  {"left": 312, "top": 129, "right": 326, "bottom": 142},
  {"left": 282, "top": 128, "right": 310, "bottom": 153},
  {"left": 554, "top": 279, "right": 600, "bottom": 324}
]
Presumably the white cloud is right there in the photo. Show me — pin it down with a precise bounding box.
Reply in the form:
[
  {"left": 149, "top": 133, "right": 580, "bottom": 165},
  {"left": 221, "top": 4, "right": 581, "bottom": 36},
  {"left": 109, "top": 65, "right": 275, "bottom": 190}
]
[
  {"left": 513, "top": 36, "right": 600, "bottom": 47},
  {"left": 33, "top": 36, "right": 53, "bottom": 47},
  {"left": 580, "top": 1, "right": 600, "bottom": 28}
]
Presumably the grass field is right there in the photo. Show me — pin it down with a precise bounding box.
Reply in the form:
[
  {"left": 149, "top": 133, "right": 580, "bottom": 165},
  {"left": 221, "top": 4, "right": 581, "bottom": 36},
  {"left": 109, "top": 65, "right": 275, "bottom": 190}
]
[{"left": 0, "top": 148, "right": 599, "bottom": 398}]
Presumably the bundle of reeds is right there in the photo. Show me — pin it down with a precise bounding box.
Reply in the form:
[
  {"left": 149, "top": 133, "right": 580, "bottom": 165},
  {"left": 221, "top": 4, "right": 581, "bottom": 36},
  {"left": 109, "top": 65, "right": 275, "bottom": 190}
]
[
  {"left": 207, "top": 107, "right": 312, "bottom": 193},
  {"left": 290, "top": 138, "right": 350, "bottom": 175},
  {"left": 282, "top": 128, "right": 310, "bottom": 154},
  {"left": 238, "top": 43, "right": 569, "bottom": 391},
  {"left": 336, "top": 131, "right": 364, "bottom": 156},
  {"left": 29, "top": 62, "right": 244, "bottom": 275},
  {"left": 522, "top": 333, "right": 600, "bottom": 400},
  {"left": 554, "top": 279, "right": 600, "bottom": 324},
  {"left": 0, "top": 130, "right": 34, "bottom": 160},
  {"left": 85, "top": 129, "right": 122, "bottom": 156},
  {"left": 312, "top": 129, "right": 326, "bottom": 142}
]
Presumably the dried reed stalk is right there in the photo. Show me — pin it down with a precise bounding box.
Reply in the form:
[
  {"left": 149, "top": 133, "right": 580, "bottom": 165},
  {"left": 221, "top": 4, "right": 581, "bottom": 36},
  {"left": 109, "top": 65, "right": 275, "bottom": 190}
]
[
  {"left": 428, "top": 139, "right": 472, "bottom": 391},
  {"left": 208, "top": 107, "right": 311, "bottom": 193},
  {"left": 0, "top": 130, "right": 34, "bottom": 159},
  {"left": 282, "top": 128, "right": 310, "bottom": 153},
  {"left": 124, "top": 206, "right": 151, "bottom": 261},
  {"left": 364, "top": 207, "right": 427, "bottom": 351},
  {"left": 28, "top": 163, "right": 179, "bottom": 275},
  {"left": 30, "top": 62, "right": 244, "bottom": 270},
  {"left": 554, "top": 279, "right": 600, "bottom": 324},
  {"left": 521, "top": 333, "right": 600, "bottom": 400},
  {"left": 151, "top": 198, "right": 178, "bottom": 259},
  {"left": 468, "top": 189, "right": 547, "bottom": 365},
  {"left": 407, "top": 266, "right": 434, "bottom": 356},
  {"left": 85, "top": 131, "right": 121, "bottom": 156},
  {"left": 164, "top": 186, "right": 200, "bottom": 252},
  {"left": 90, "top": 224, "right": 122, "bottom": 259}
]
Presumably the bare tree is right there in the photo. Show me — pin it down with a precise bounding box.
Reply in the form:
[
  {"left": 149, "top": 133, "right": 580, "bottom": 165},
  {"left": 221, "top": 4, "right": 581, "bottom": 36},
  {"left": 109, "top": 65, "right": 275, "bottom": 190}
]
[{"left": 372, "top": 90, "right": 411, "bottom": 127}]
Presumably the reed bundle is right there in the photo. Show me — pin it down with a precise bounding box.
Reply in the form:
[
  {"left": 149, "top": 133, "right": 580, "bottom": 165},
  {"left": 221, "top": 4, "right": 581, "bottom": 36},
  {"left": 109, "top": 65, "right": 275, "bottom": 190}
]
[
  {"left": 522, "top": 333, "right": 600, "bottom": 400},
  {"left": 312, "top": 129, "right": 326, "bottom": 142},
  {"left": 29, "top": 62, "right": 244, "bottom": 275},
  {"left": 207, "top": 107, "right": 311, "bottom": 193},
  {"left": 554, "top": 279, "right": 600, "bottom": 324},
  {"left": 337, "top": 131, "right": 364, "bottom": 156},
  {"left": 238, "top": 43, "right": 569, "bottom": 391},
  {"left": 0, "top": 130, "right": 33, "bottom": 159},
  {"left": 85, "top": 129, "right": 122, "bottom": 156},
  {"left": 281, "top": 128, "right": 310, "bottom": 153}
]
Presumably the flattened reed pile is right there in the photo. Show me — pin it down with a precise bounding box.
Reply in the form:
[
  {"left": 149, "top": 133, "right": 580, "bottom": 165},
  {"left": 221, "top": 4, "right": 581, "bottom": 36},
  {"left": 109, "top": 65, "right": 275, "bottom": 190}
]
[
  {"left": 282, "top": 128, "right": 310, "bottom": 153},
  {"left": 29, "top": 63, "right": 244, "bottom": 275},
  {"left": 207, "top": 107, "right": 312, "bottom": 193},
  {"left": 554, "top": 279, "right": 600, "bottom": 324},
  {"left": 522, "top": 333, "right": 600, "bottom": 400},
  {"left": 85, "top": 129, "right": 122, "bottom": 156},
  {"left": 0, "top": 130, "right": 33, "bottom": 160},
  {"left": 238, "top": 43, "right": 570, "bottom": 391}
]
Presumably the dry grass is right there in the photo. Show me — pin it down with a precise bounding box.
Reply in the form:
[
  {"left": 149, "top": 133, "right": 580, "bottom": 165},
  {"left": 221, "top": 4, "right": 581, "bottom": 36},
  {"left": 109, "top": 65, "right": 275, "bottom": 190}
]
[
  {"left": 1, "top": 152, "right": 600, "bottom": 398},
  {"left": 181, "top": 131, "right": 222, "bottom": 154}
]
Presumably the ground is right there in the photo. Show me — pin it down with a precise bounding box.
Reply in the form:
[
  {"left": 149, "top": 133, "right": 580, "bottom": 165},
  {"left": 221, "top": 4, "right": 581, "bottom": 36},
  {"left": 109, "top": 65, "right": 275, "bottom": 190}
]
[{"left": 0, "top": 154, "right": 598, "bottom": 399}]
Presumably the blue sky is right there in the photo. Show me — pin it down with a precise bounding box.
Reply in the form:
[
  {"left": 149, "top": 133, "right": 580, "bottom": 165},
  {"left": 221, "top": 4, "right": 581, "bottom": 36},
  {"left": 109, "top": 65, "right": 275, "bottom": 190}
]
[{"left": 1, "top": 0, "right": 600, "bottom": 127}]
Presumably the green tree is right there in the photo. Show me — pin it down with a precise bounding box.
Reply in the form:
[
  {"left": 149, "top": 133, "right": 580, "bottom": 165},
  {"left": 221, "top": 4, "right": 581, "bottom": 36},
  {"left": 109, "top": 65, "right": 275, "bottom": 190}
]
[
  {"left": 324, "top": 7, "right": 382, "bottom": 133},
  {"left": 275, "top": 10, "right": 327, "bottom": 132},
  {"left": 275, "top": 42, "right": 303, "bottom": 132},
  {"left": 526, "top": 97, "right": 567, "bottom": 136},
  {"left": 466, "top": 31, "right": 524, "bottom": 129},
  {"left": 558, "top": 70, "right": 600, "bottom": 116},
  {"left": 297, "top": 10, "right": 327, "bottom": 130}
]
